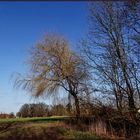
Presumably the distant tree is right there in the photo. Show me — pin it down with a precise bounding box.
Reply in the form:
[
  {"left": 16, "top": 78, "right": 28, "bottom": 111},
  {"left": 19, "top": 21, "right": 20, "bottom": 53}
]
[
  {"left": 50, "top": 104, "right": 67, "bottom": 116},
  {"left": 29, "top": 103, "right": 49, "bottom": 117},
  {"left": 16, "top": 112, "right": 21, "bottom": 118},
  {"left": 17, "top": 103, "right": 50, "bottom": 117},
  {"left": 15, "top": 34, "right": 89, "bottom": 117},
  {"left": 9, "top": 112, "right": 15, "bottom": 118},
  {"left": 19, "top": 104, "right": 30, "bottom": 117}
]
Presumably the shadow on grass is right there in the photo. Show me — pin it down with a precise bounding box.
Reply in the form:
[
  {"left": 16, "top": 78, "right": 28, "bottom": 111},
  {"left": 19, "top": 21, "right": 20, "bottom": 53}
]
[
  {"left": 0, "top": 126, "right": 60, "bottom": 140},
  {"left": 0, "top": 121, "right": 100, "bottom": 140}
]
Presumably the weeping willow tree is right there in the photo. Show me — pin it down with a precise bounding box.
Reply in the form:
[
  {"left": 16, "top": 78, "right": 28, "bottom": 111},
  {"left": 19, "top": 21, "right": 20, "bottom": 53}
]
[{"left": 15, "top": 34, "right": 89, "bottom": 117}]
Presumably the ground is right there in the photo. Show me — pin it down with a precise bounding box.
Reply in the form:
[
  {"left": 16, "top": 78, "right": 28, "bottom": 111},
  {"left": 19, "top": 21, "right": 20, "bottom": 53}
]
[
  {"left": 0, "top": 117, "right": 100, "bottom": 140},
  {"left": 0, "top": 117, "right": 138, "bottom": 140}
]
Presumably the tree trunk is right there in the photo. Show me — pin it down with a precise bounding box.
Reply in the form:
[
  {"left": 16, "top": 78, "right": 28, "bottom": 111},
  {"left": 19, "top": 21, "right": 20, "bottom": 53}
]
[
  {"left": 116, "top": 44, "right": 137, "bottom": 121},
  {"left": 128, "top": 94, "right": 137, "bottom": 122},
  {"left": 73, "top": 95, "right": 80, "bottom": 118},
  {"left": 67, "top": 79, "right": 80, "bottom": 118}
]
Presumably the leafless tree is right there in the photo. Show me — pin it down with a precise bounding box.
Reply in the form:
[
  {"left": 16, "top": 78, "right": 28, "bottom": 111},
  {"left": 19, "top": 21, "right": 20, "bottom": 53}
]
[{"left": 82, "top": 2, "right": 140, "bottom": 121}]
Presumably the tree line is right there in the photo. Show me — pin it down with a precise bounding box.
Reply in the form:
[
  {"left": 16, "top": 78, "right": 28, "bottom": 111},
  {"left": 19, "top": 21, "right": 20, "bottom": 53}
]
[
  {"left": 16, "top": 103, "right": 66, "bottom": 117},
  {"left": 16, "top": 101, "right": 115, "bottom": 118}
]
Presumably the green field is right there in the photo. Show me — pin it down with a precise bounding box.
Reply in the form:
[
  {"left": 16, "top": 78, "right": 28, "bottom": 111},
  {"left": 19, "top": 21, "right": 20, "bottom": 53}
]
[
  {"left": 0, "top": 116, "right": 68, "bottom": 123},
  {"left": 0, "top": 116, "right": 101, "bottom": 140}
]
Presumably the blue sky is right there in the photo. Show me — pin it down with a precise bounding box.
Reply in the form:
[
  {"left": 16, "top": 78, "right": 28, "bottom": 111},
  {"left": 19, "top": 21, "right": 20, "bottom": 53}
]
[{"left": 0, "top": 2, "right": 88, "bottom": 114}]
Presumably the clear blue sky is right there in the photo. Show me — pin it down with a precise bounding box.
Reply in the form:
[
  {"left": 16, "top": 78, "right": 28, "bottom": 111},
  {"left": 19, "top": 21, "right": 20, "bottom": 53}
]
[{"left": 0, "top": 2, "right": 88, "bottom": 114}]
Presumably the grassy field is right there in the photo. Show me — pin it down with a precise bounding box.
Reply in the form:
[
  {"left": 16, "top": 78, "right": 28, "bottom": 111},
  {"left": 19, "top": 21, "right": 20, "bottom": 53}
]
[
  {"left": 0, "top": 116, "right": 101, "bottom": 140},
  {"left": 0, "top": 116, "right": 68, "bottom": 123}
]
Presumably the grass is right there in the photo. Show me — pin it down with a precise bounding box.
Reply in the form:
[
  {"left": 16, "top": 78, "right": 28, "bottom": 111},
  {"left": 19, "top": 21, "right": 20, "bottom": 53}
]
[
  {"left": 65, "top": 130, "right": 100, "bottom": 140},
  {"left": 0, "top": 122, "right": 100, "bottom": 140},
  {"left": 57, "top": 127, "right": 100, "bottom": 140},
  {"left": 0, "top": 116, "right": 68, "bottom": 124},
  {"left": 0, "top": 116, "right": 103, "bottom": 140}
]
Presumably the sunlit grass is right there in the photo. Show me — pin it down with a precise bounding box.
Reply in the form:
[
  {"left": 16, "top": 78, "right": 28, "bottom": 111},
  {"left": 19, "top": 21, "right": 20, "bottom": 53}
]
[
  {"left": 0, "top": 116, "right": 69, "bottom": 123},
  {"left": 57, "top": 127, "right": 100, "bottom": 140}
]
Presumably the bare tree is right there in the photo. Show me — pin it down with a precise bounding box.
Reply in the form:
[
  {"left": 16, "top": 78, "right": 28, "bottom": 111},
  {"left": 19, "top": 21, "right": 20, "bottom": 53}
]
[
  {"left": 15, "top": 34, "right": 89, "bottom": 117},
  {"left": 82, "top": 2, "right": 140, "bottom": 121}
]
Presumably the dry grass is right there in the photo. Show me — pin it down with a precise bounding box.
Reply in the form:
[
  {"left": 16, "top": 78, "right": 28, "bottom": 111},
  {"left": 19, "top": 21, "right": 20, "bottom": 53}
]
[{"left": 0, "top": 120, "right": 100, "bottom": 140}]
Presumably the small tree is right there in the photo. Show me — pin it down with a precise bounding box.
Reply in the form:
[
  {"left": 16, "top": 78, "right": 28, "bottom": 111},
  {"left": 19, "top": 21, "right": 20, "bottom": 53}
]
[
  {"left": 9, "top": 112, "right": 15, "bottom": 118},
  {"left": 16, "top": 112, "right": 21, "bottom": 118},
  {"left": 19, "top": 104, "right": 30, "bottom": 117},
  {"left": 15, "top": 34, "right": 89, "bottom": 117}
]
